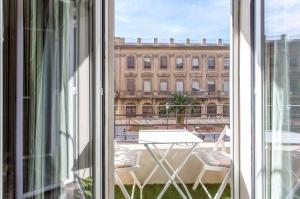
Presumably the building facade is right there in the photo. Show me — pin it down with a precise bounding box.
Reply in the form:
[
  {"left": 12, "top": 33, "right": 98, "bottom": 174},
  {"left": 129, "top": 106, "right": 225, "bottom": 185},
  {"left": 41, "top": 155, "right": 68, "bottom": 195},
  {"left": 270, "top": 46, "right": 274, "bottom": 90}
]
[{"left": 114, "top": 37, "right": 230, "bottom": 118}]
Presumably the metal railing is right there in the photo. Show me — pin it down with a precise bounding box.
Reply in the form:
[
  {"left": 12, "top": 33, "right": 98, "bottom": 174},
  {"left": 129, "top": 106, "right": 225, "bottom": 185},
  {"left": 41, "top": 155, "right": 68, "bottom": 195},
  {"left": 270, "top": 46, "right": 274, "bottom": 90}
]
[
  {"left": 114, "top": 104, "right": 230, "bottom": 141},
  {"left": 115, "top": 90, "right": 229, "bottom": 98}
]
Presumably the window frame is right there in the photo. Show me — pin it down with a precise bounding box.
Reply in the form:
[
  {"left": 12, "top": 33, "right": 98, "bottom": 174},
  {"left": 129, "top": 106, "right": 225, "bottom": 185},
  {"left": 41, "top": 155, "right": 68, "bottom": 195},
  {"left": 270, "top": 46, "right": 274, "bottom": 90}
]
[
  {"left": 127, "top": 55, "right": 135, "bottom": 69},
  {"left": 159, "top": 80, "right": 168, "bottom": 92},
  {"left": 224, "top": 57, "right": 230, "bottom": 69},
  {"left": 176, "top": 79, "right": 184, "bottom": 92},
  {"left": 192, "top": 80, "right": 200, "bottom": 93},
  {"left": 207, "top": 56, "right": 216, "bottom": 70},
  {"left": 207, "top": 79, "right": 216, "bottom": 92},
  {"left": 126, "top": 79, "right": 136, "bottom": 94},
  {"left": 192, "top": 56, "right": 200, "bottom": 69},
  {"left": 160, "top": 55, "right": 168, "bottom": 69},
  {"left": 143, "top": 56, "right": 151, "bottom": 69},
  {"left": 176, "top": 56, "right": 184, "bottom": 69},
  {"left": 143, "top": 79, "right": 152, "bottom": 93}
]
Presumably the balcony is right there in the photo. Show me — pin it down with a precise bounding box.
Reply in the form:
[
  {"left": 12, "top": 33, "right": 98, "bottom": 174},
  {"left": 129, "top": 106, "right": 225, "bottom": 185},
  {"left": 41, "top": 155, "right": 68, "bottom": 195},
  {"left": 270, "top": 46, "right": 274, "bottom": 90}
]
[{"left": 114, "top": 104, "right": 231, "bottom": 199}]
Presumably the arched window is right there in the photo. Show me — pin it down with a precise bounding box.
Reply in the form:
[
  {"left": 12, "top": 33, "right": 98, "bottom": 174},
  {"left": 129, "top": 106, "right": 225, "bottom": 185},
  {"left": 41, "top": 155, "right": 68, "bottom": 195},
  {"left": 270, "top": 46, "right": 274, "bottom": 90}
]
[
  {"left": 223, "top": 104, "right": 230, "bottom": 117},
  {"left": 126, "top": 103, "right": 136, "bottom": 117},
  {"left": 207, "top": 103, "right": 217, "bottom": 117},
  {"left": 142, "top": 103, "right": 153, "bottom": 117}
]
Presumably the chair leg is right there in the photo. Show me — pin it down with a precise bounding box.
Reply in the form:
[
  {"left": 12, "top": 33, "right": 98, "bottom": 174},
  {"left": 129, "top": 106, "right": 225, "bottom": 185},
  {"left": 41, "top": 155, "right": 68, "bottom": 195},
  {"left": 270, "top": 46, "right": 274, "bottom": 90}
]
[
  {"left": 115, "top": 172, "right": 131, "bottom": 199},
  {"left": 285, "top": 181, "right": 300, "bottom": 199},
  {"left": 193, "top": 167, "right": 205, "bottom": 190},
  {"left": 130, "top": 171, "right": 142, "bottom": 199},
  {"left": 214, "top": 169, "right": 231, "bottom": 199}
]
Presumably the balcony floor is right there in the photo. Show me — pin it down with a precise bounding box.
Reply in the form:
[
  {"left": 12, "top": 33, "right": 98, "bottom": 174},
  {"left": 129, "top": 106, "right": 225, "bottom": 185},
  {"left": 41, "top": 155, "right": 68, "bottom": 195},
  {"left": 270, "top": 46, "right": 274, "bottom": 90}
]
[{"left": 114, "top": 183, "right": 231, "bottom": 199}]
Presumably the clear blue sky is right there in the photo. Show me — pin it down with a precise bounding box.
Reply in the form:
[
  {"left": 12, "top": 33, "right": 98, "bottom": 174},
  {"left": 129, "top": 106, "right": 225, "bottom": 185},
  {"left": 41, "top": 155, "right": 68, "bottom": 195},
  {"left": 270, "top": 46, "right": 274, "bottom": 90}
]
[{"left": 115, "top": 0, "right": 230, "bottom": 42}]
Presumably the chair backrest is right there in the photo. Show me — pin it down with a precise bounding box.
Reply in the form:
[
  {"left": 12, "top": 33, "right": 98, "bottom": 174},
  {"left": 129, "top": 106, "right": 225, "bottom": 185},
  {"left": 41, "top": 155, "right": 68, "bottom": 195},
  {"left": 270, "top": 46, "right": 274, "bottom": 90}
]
[{"left": 213, "top": 125, "right": 229, "bottom": 152}]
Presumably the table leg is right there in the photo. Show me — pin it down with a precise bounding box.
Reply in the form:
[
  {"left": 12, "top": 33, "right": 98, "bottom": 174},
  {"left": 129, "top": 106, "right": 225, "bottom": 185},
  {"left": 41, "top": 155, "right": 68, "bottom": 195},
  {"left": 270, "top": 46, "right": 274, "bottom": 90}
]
[
  {"left": 152, "top": 144, "right": 193, "bottom": 199},
  {"left": 142, "top": 144, "right": 175, "bottom": 189},
  {"left": 156, "top": 143, "right": 198, "bottom": 199},
  {"left": 145, "top": 144, "right": 188, "bottom": 199}
]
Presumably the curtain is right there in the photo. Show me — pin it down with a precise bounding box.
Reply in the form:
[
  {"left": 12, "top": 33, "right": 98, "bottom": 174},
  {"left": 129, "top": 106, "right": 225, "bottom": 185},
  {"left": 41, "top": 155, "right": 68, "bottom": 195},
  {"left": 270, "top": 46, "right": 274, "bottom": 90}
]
[{"left": 24, "top": 0, "right": 70, "bottom": 196}]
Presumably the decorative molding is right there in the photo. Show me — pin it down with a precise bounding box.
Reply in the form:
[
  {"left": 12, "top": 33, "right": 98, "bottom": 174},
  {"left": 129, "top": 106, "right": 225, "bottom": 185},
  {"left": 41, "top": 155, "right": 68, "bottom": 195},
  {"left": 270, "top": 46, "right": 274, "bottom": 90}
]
[
  {"left": 120, "top": 54, "right": 126, "bottom": 57},
  {"left": 221, "top": 72, "right": 230, "bottom": 77},
  {"left": 190, "top": 72, "right": 202, "bottom": 77},
  {"left": 136, "top": 54, "right": 142, "bottom": 58},
  {"left": 141, "top": 72, "right": 154, "bottom": 77},
  {"left": 206, "top": 72, "right": 218, "bottom": 77},
  {"left": 217, "top": 54, "right": 223, "bottom": 58},
  {"left": 157, "top": 72, "right": 170, "bottom": 77},
  {"left": 201, "top": 54, "right": 207, "bottom": 58},
  {"left": 153, "top": 54, "right": 159, "bottom": 58},
  {"left": 185, "top": 54, "right": 191, "bottom": 58},
  {"left": 169, "top": 54, "right": 175, "bottom": 57},
  {"left": 125, "top": 72, "right": 137, "bottom": 77},
  {"left": 173, "top": 72, "right": 186, "bottom": 77}
]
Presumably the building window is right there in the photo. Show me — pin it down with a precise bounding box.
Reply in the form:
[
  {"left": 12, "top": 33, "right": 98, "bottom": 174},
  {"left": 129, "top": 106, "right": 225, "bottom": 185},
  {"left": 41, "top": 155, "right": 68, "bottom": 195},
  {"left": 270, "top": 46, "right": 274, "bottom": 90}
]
[
  {"left": 143, "top": 80, "right": 152, "bottom": 93},
  {"left": 127, "top": 56, "right": 135, "bottom": 69},
  {"left": 208, "top": 57, "right": 215, "bottom": 70},
  {"left": 144, "top": 56, "right": 151, "bottom": 69},
  {"left": 207, "top": 103, "right": 217, "bottom": 117},
  {"left": 192, "top": 81, "right": 200, "bottom": 93},
  {"left": 160, "top": 80, "right": 168, "bottom": 92},
  {"left": 160, "top": 56, "right": 168, "bottom": 69},
  {"left": 290, "top": 55, "right": 297, "bottom": 67},
  {"left": 223, "top": 80, "right": 229, "bottom": 93},
  {"left": 192, "top": 57, "right": 199, "bottom": 69},
  {"left": 223, "top": 104, "right": 230, "bottom": 117},
  {"left": 176, "top": 57, "right": 183, "bottom": 69},
  {"left": 176, "top": 80, "right": 184, "bottom": 92},
  {"left": 126, "top": 104, "right": 136, "bottom": 117},
  {"left": 127, "top": 79, "right": 135, "bottom": 95},
  {"left": 224, "top": 57, "right": 230, "bottom": 69},
  {"left": 208, "top": 80, "right": 216, "bottom": 92},
  {"left": 142, "top": 103, "right": 153, "bottom": 117}
]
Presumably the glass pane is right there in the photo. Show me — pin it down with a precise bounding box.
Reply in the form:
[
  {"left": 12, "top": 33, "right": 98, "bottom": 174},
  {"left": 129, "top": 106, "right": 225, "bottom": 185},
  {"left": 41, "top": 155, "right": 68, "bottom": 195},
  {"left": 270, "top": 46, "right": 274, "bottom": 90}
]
[
  {"left": 263, "top": 0, "right": 300, "bottom": 198},
  {"left": 176, "top": 81, "right": 184, "bottom": 92}
]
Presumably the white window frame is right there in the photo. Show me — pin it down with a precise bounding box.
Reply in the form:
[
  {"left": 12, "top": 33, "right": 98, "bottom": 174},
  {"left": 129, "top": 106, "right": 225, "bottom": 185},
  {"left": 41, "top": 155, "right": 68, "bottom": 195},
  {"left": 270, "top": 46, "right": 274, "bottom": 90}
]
[{"left": 105, "top": 0, "right": 255, "bottom": 198}]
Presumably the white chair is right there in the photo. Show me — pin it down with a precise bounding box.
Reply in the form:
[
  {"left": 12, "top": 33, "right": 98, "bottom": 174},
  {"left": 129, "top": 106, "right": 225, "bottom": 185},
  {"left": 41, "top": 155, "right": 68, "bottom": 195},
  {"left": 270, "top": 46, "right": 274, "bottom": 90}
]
[
  {"left": 192, "top": 125, "right": 232, "bottom": 199},
  {"left": 115, "top": 142, "right": 142, "bottom": 199}
]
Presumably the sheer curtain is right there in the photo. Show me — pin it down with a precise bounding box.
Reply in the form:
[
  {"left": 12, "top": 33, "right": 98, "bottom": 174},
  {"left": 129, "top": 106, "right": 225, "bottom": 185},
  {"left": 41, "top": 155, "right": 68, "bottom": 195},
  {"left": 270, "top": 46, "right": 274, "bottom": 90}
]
[
  {"left": 24, "top": 0, "right": 70, "bottom": 196},
  {"left": 264, "top": 0, "right": 300, "bottom": 198}
]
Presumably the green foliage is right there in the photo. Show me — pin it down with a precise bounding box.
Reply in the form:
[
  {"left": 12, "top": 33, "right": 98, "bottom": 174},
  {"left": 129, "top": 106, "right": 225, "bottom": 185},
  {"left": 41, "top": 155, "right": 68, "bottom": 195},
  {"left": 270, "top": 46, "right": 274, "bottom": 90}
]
[{"left": 167, "top": 93, "right": 195, "bottom": 124}]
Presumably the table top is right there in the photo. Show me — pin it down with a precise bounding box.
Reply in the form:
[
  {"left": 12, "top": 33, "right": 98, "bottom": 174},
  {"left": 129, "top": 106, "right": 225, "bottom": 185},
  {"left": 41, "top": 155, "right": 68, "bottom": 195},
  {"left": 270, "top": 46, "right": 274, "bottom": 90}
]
[{"left": 138, "top": 129, "right": 203, "bottom": 144}]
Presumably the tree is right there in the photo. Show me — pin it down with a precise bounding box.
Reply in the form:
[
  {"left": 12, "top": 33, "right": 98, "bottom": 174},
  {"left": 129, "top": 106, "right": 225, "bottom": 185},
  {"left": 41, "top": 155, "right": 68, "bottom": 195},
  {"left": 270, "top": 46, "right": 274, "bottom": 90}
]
[{"left": 167, "top": 92, "right": 195, "bottom": 125}]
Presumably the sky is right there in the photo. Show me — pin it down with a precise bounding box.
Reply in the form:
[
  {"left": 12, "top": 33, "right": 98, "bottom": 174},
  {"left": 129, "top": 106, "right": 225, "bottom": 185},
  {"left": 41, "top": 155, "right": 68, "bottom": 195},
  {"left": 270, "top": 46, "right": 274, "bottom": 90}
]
[
  {"left": 115, "top": 0, "right": 231, "bottom": 42},
  {"left": 265, "top": 0, "right": 300, "bottom": 39}
]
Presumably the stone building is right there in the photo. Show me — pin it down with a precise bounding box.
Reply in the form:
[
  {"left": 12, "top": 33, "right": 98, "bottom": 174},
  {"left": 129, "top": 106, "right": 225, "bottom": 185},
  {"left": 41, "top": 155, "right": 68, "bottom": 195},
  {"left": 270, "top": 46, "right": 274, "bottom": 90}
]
[{"left": 114, "top": 37, "right": 230, "bottom": 118}]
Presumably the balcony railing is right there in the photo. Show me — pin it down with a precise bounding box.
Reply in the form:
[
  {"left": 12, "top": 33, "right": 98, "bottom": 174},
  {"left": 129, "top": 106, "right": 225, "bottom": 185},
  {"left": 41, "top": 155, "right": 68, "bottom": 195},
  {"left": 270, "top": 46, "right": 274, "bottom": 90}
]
[
  {"left": 116, "top": 90, "right": 229, "bottom": 98},
  {"left": 114, "top": 104, "right": 230, "bottom": 141}
]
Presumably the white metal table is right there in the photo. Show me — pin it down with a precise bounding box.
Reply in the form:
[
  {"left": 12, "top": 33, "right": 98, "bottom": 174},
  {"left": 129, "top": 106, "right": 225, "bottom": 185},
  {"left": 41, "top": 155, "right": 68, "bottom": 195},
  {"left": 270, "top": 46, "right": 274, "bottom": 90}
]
[{"left": 139, "top": 129, "right": 203, "bottom": 199}]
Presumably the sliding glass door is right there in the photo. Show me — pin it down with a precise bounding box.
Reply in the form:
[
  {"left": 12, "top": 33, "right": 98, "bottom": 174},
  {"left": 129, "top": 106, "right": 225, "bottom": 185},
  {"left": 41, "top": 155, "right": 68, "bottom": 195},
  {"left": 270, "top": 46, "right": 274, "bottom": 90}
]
[{"left": 257, "top": 0, "right": 300, "bottom": 198}]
